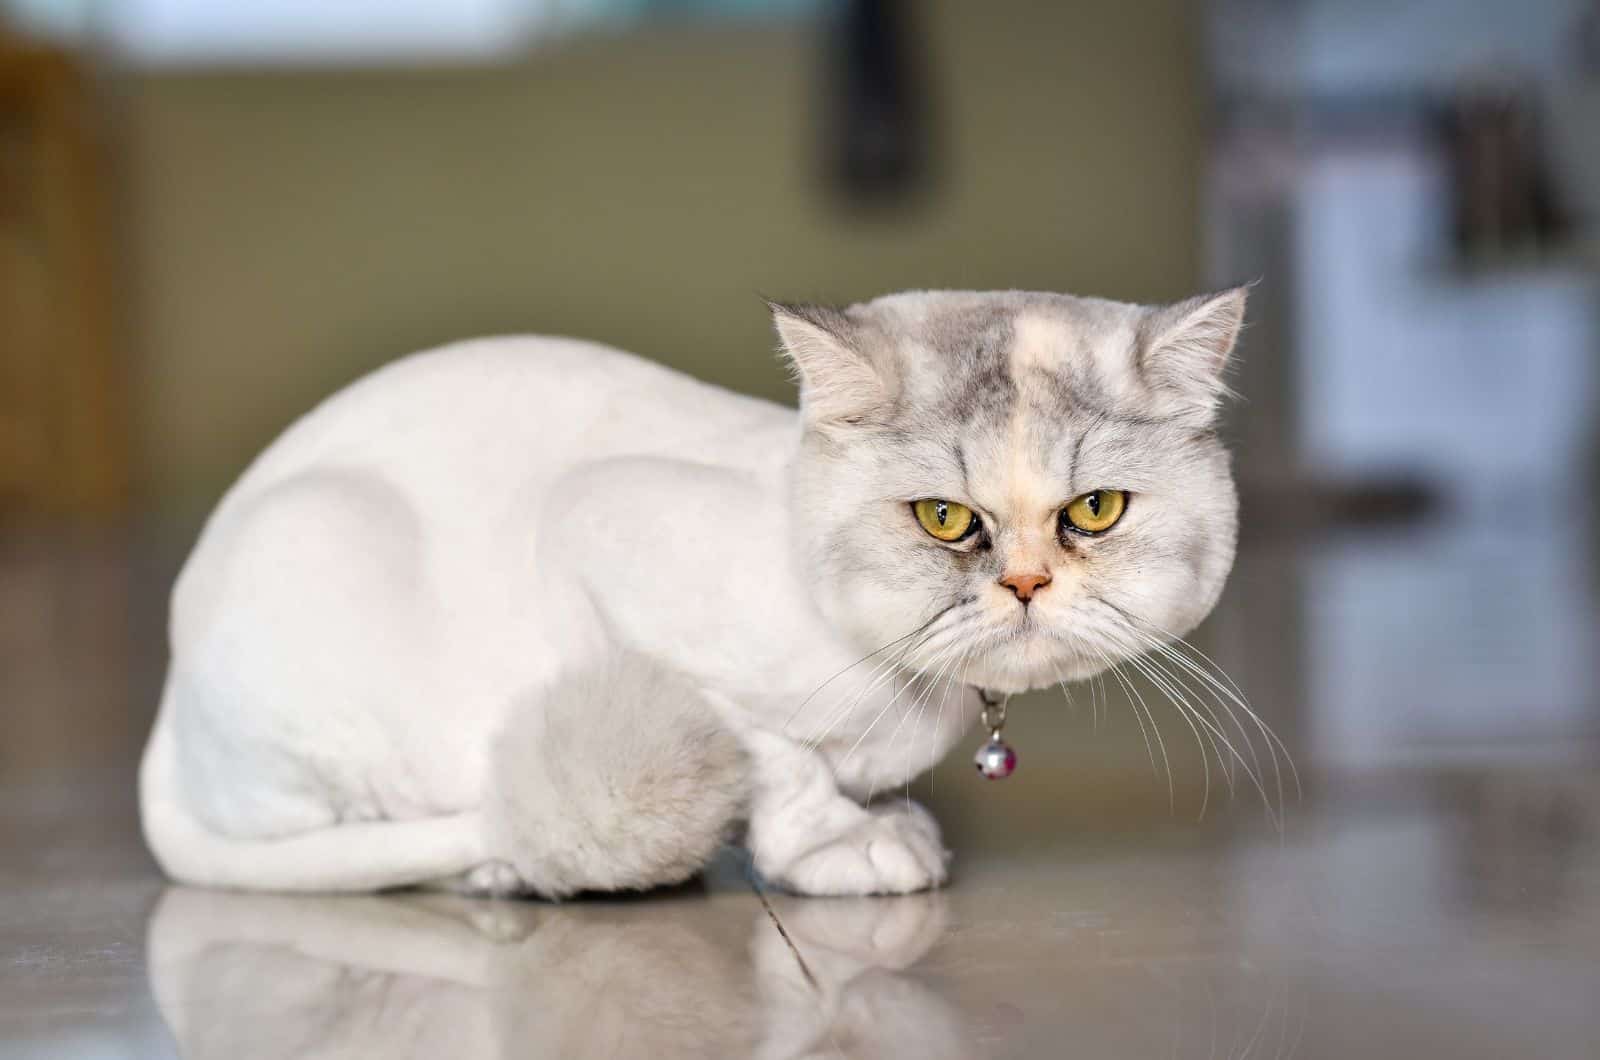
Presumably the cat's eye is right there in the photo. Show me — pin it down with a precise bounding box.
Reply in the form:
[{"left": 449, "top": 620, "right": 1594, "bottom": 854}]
[
  {"left": 1061, "top": 489, "right": 1128, "bottom": 535},
  {"left": 913, "top": 499, "right": 977, "bottom": 542}
]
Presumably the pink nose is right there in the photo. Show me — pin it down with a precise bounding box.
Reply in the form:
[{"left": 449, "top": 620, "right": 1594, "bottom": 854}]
[{"left": 999, "top": 571, "right": 1051, "bottom": 602}]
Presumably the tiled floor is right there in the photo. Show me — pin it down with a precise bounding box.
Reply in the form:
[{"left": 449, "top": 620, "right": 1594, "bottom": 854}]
[{"left": 3, "top": 515, "right": 1599, "bottom": 1058}]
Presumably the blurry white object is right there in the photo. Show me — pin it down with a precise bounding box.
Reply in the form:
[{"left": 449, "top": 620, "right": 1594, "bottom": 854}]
[
  {"left": 2, "top": 0, "right": 821, "bottom": 65},
  {"left": 1292, "top": 142, "right": 1599, "bottom": 769},
  {"left": 1294, "top": 143, "right": 1596, "bottom": 509}
]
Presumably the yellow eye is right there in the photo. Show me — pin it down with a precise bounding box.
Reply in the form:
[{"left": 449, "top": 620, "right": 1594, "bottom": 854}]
[
  {"left": 913, "top": 499, "right": 976, "bottom": 542},
  {"left": 1062, "top": 489, "right": 1128, "bottom": 534}
]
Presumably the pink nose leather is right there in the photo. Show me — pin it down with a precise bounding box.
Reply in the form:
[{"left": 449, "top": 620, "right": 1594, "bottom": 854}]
[{"left": 999, "top": 571, "right": 1051, "bottom": 602}]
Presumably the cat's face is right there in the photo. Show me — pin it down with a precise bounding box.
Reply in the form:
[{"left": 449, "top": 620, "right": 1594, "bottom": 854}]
[{"left": 778, "top": 288, "right": 1244, "bottom": 695}]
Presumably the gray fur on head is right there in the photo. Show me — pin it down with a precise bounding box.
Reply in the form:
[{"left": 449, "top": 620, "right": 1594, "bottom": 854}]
[{"left": 773, "top": 288, "right": 1247, "bottom": 694}]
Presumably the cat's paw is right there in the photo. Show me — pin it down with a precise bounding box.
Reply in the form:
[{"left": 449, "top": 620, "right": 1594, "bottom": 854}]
[
  {"left": 445, "top": 859, "right": 531, "bottom": 899},
  {"left": 868, "top": 799, "right": 944, "bottom": 853},
  {"left": 775, "top": 802, "right": 949, "bottom": 896}
]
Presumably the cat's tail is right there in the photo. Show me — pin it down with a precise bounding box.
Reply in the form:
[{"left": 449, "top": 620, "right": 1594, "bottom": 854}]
[
  {"left": 481, "top": 651, "right": 751, "bottom": 897},
  {"left": 141, "top": 654, "right": 750, "bottom": 897},
  {"left": 139, "top": 676, "right": 485, "bottom": 891}
]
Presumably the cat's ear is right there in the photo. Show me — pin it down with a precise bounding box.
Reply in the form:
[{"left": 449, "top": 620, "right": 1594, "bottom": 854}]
[
  {"left": 1136, "top": 286, "right": 1249, "bottom": 417},
  {"left": 768, "top": 301, "right": 888, "bottom": 426}
]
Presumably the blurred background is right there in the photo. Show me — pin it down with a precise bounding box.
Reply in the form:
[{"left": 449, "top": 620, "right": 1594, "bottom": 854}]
[
  {"left": 3, "top": 1, "right": 1599, "bottom": 1055},
  {"left": 5, "top": 0, "right": 1596, "bottom": 790}
]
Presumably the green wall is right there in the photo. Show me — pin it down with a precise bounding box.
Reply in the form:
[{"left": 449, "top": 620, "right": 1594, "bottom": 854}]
[{"left": 116, "top": 0, "right": 1204, "bottom": 508}]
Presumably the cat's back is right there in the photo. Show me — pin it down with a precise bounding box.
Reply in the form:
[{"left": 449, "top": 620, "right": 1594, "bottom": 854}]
[
  {"left": 174, "top": 335, "right": 796, "bottom": 650},
  {"left": 228, "top": 335, "right": 794, "bottom": 501}
]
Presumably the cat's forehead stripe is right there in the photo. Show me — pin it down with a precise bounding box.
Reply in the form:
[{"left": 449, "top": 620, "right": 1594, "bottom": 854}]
[
  {"left": 881, "top": 293, "right": 1194, "bottom": 505},
  {"left": 954, "top": 311, "right": 1131, "bottom": 510},
  {"left": 1008, "top": 313, "right": 1069, "bottom": 378},
  {"left": 919, "top": 304, "right": 1106, "bottom": 427}
]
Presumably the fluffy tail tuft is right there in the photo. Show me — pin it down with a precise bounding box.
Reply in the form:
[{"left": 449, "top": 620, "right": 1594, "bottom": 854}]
[{"left": 483, "top": 652, "right": 749, "bottom": 897}]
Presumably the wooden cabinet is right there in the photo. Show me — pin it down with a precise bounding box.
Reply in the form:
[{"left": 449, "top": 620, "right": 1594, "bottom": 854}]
[{"left": 0, "top": 32, "right": 124, "bottom": 516}]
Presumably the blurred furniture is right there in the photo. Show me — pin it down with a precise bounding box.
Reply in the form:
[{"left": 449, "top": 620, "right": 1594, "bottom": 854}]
[
  {"left": 1442, "top": 82, "right": 1573, "bottom": 263},
  {"left": 0, "top": 29, "right": 124, "bottom": 516}
]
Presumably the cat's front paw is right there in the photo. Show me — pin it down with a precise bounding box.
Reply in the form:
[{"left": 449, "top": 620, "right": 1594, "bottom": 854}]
[{"left": 773, "top": 802, "right": 949, "bottom": 897}]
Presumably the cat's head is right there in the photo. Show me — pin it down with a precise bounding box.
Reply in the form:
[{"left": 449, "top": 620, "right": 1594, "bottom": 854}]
[{"left": 776, "top": 288, "right": 1245, "bottom": 695}]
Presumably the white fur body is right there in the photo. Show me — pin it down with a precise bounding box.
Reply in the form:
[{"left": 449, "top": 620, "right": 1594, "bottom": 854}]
[
  {"left": 142, "top": 286, "right": 1247, "bottom": 897},
  {"left": 142, "top": 336, "right": 980, "bottom": 896}
]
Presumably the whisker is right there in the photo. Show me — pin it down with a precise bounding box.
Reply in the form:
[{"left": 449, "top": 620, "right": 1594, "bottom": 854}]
[
  {"left": 869, "top": 631, "right": 968, "bottom": 803},
  {"left": 1105, "top": 591, "right": 1300, "bottom": 805},
  {"left": 1074, "top": 617, "right": 1273, "bottom": 826},
  {"left": 836, "top": 633, "right": 970, "bottom": 772},
  {"left": 904, "top": 638, "right": 971, "bottom": 807},
  {"left": 1134, "top": 626, "right": 1299, "bottom": 820},
  {"left": 1122, "top": 637, "right": 1244, "bottom": 790},
  {"left": 1139, "top": 632, "right": 1271, "bottom": 801},
  {"left": 1087, "top": 643, "right": 1165, "bottom": 802},
  {"left": 1122, "top": 651, "right": 1214, "bottom": 821},
  {"left": 1084, "top": 666, "right": 1100, "bottom": 730},
  {"left": 1134, "top": 649, "right": 1246, "bottom": 803},
  {"left": 1097, "top": 604, "right": 1297, "bottom": 830},
  {"left": 904, "top": 641, "right": 960, "bottom": 803},
  {"left": 812, "top": 630, "right": 928, "bottom": 755},
  {"left": 1124, "top": 644, "right": 1278, "bottom": 829},
  {"left": 791, "top": 597, "right": 976, "bottom": 754},
  {"left": 1094, "top": 597, "right": 1256, "bottom": 764},
  {"left": 1156, "top": 628, "right": 1301, "bottom": 800},
  {"left": 1085, "top": 609, "right": 1279, "bottom": 828},
  {"left": 1234, "top": 957, "right": 1280, "bottom": 1060},
  {"left": 1050, "top": 660, "right": 1076, "bottom": 723},
  {"left": 1109, "top": 653, "right": 1175, "bottom": 813},
  {"left": 926, "top": 640, "right": 974, "bottom": 804},
  {"left": 1146, "top": 656, "right": 1238, "bottom": 804},
  {"left": 1150, "top": 651, "right": 1273, "bottom": 812},
  {"left": 782, "top": 608, "right": 945, "bottom": 733},
  {"left": 800, "top": 614, "right": 961, "bottom": 753},
  {"left": 1095, "top": 623, "right": 1260, "bottom": 803}
]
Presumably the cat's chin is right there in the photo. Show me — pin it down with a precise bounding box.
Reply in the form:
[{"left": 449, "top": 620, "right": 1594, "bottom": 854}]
[{"left": 958, "top": 638, "right": 1111, "bottom": 696}]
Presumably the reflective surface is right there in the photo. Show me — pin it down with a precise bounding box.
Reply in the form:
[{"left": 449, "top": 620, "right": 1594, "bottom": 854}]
[{"left": 2, "top": 519, "right": 1599, "bottom": 1058}]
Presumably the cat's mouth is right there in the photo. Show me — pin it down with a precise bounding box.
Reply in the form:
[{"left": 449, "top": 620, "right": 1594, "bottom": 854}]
[
  {"left": 893, "top": 595, "right": 1096, "bottom": 694},
  {"left": 953, "top": 619, "right": 1086, "bottom": 694}
]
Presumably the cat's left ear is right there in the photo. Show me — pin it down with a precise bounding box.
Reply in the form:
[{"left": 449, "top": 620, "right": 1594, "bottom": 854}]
[{"left": 1136, "top": 285, "right": 1249, "bottom": 417}]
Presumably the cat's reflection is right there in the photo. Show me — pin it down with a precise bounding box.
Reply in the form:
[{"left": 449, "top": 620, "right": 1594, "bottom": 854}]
[{"left": 147, "top": 885, "right": 969, "bottom": 1059}]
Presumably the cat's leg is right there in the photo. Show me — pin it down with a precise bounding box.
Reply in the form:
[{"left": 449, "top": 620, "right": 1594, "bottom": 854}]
[
  {"left": 743, "top": 730, "right": 949, "bottom": 896},
  {"left": 522, "top": 455, "right": 945, "bottom": 896},
  {"left": 477, "top": 651, "right": 750, "bottom": 898}
]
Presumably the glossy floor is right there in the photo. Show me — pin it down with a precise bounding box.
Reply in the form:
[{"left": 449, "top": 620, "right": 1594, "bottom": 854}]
[{"left": 2, "top": 516, "right": 1598, "bottom": 1058}]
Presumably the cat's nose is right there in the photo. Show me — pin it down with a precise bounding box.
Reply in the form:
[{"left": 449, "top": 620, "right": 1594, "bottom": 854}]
[{"left": 998, "top": 571, "right": 1052, "bottom": 602}]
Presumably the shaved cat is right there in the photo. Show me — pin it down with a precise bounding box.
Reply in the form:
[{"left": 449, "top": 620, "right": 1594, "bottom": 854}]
[{"left": 140, "top": 287, "right": 1245, "bottom": 897}]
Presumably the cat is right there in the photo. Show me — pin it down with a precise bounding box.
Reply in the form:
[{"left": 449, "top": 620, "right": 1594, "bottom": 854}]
[{"left": 139, "top": 286, "right": 1246, "bottom": 897}]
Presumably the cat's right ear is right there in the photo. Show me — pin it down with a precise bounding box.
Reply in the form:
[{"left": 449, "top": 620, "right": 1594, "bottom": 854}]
[
  {"left": 1136, "top": 285, "right": 1249, "bottom": 420},
  {"left": 768, "top": 301, "right": 888, "bottom": 427}
]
